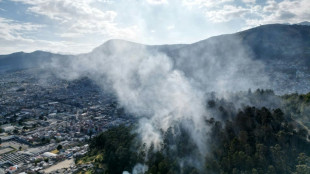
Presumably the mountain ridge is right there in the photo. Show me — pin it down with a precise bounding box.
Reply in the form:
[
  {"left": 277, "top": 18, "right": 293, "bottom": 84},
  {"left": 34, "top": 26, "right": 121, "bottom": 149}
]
[
  {"left": 1, "top": 23, "right": 309, "bottom": 59},
  {"left": 1, "top": 24, "right": 310, "bottom": 93}
]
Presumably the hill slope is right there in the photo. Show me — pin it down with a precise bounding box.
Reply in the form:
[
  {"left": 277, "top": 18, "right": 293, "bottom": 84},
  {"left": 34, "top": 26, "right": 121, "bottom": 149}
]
[{"left": 1, "top": 24, "right": 310, "bottom": 93}]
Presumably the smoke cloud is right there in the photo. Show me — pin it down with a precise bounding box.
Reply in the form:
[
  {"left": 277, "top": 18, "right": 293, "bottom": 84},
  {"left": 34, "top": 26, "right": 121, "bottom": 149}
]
[
  {"left": 122, "top": 163, "right": 148, "bottom": 174},
  {"left": 49, "top": 40, "right": 208, "bottom": 151},
  {"left": 45, "top": 36, "right": 270, "bottom": 171}
]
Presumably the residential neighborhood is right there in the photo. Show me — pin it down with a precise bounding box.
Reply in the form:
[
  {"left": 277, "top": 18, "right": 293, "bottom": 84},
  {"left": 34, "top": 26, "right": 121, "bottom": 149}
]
[{"left": 0, "top": 69, "right": 135, "bottom": 173}]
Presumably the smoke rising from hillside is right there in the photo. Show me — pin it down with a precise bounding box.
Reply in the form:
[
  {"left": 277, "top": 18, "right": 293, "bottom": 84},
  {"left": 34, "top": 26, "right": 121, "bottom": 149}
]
[
  {"left": 45, "top": 38, "right": 270, "bottom": 172},
  {"left": 169, "top": 35, "right": 270, "bottom": 93},
  {"left": 49, "top": 40, "right": 209, "bottom": 152}
]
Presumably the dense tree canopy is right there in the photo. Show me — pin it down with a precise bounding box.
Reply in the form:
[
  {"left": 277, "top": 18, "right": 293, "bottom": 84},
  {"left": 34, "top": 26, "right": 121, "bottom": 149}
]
[{"left": 77, "top": 91, "right": 310, "bottom": 174}]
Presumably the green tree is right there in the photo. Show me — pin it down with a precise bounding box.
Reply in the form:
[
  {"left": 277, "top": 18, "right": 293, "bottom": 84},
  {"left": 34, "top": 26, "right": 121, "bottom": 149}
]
[
  {"left": 57, "top": 144, "right": 63, "bottom": 151},
  {"left": 13, "top": 129, "right": 18, "bottom": 134}
]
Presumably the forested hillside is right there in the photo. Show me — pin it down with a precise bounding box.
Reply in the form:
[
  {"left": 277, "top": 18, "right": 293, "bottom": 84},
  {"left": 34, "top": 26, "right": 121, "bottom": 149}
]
[{"left": 75, "top": 91, "right": 310, "bottom": 174}]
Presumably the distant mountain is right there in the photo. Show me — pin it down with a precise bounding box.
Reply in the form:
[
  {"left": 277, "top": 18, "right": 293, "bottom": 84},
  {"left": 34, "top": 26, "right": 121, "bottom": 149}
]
[
  {"left": 90, "top": 24, "right": 310, "bottom": 65},
  {"left": 88, "top": 24, "right": 310, "bottom": 93},
  {"left": 238, "top": 24, "right": 310, "bottom": 60},
  {"left": 2, "top": 24, "right": 309, "bottom": 71},
  {"left": 297, "top": 21, "right": 310, "bottom": 26},
  {"left": 0, "top": 51, "right": 71, "bottom": 72},
  {"left": 1, "top": 24, "right": 310, "bottom": 93}
]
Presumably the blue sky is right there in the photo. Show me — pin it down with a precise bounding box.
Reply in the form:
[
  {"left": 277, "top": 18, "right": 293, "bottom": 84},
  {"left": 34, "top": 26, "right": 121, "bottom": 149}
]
[{"left": 0, "top": 0, "right": 309, "bottom": 54}]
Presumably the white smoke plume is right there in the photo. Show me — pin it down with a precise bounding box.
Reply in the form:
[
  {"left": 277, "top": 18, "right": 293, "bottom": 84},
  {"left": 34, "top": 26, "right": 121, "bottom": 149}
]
[
  {"left": 45, "top": 37, "right": 270, "bottom": 171},
  {"left": 123, "top": 163, "right": 148, "bottom": 174},
  {"left": 49, "top": 40, "right": 209, "bottom": 152}
]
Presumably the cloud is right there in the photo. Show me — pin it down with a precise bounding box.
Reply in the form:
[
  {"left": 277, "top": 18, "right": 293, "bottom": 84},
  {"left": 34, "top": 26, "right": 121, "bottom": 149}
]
[
  {"left": 0, "top": 17, "right": 98, "bottom": 54},
  {"left": 147, "top": 0, "right": 168, "bottom": 5},
  {"left": 2, "top": 0, "right": 310, "bottom": 54},
  {"left": 187, "top": 0, "right": 310, "bottom": 28},
  {"left": 21, "top": 1, "right": 116, "bottom": 22},
  {"left": 11, "top": 0, "right": 138, "bottom": 40},
  {"left": 205, "top": 5, "right": 249, "bottom": 23},
  {"left": 182, "top": 0, "right": 233, "bottom": 8},
  {"left": 242, "top": 0, "right": 256, "bottom": 4},
  {"left": 0, "top": 17, "right": 42, "bottom": 41},
  {"left": 245, "top": 0, "right": 310, "bottom": 27},
  {"left": 167, "top": 25, "right": 175, "bottom": 30},
  {"left": 181, "top": 0, "right": 255, "bottom": 23}
]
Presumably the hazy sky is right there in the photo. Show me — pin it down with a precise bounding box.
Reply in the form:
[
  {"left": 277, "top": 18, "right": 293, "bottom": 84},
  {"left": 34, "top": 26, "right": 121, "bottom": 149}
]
[{"left": 0, "top": 0, "right": 309, "bottom": 54}]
